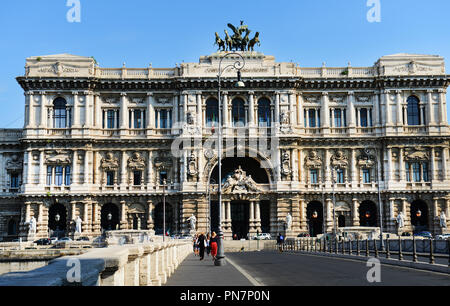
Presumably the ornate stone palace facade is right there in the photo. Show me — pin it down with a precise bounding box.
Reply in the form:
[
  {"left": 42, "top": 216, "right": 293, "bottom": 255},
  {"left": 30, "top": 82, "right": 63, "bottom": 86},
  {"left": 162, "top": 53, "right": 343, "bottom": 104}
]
[{"left": 0, "top": 52, "right": 449, "bottom": 241}]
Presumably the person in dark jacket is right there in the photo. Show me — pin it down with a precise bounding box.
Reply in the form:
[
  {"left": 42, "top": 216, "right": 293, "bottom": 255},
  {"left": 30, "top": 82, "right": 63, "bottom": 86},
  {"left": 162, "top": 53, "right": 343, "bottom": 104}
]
[{"left": 197, "top": 232, "right": 206, "bottom": 260}]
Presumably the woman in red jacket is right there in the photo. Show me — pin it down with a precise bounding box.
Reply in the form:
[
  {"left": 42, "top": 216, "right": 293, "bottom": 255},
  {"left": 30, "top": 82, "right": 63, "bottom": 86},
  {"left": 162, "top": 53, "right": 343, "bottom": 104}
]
[{"left": 210, "top": 232, "right": 218, "bottom": 261}]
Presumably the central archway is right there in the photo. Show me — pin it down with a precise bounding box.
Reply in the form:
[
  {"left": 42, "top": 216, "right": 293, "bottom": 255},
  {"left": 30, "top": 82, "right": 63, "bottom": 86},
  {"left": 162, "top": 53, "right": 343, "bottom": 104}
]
[
  {"left": 48, "top": 203, "right": 67, "bottom": 238},
  {"left": 101, "top": 203, "right": 120, "bottom": 231},
  {"left": 210, "top": 157, "right": 270, "bottom": 184},
  {"left": 410, "top": 200, "right": 429, "bottom": 232},
  {"left": 307, "top": 201, "right": 324, "bottom": 237},
  {"left": 231, "top": 201, "right": 250, "bottom": 240}
]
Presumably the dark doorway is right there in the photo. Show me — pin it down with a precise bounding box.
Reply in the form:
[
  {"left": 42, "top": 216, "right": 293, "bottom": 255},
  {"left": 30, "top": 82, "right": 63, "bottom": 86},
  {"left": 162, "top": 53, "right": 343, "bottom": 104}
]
[
  {"left": 154, "top": 202, "right": 173, "bottom": 235},
  {"left": 231, "top": 201, "right": 249, "bottom": 240},
  {"left": 410, "top": 200, "right": 429, "bottom": 232},
  {"left": 338, "top": 215, "right": 346, "bottom": 228},
  {"left": 101, "top": 203, "right": 120, "bottom": 231},
  {"left": 307, "top": 201, "right": 324, "bottom": 237},
  {"left": 7, "top": 219, "right": 17, "bottom": 236},
  {"left": 359, "top": 201, "right": 377, "bottom": 227},
  {"left": 48, "top": 203, "right": 67, "bottom": 237},
  {"left": 260, "top": 200, "right": 271, "bottom": 234}
]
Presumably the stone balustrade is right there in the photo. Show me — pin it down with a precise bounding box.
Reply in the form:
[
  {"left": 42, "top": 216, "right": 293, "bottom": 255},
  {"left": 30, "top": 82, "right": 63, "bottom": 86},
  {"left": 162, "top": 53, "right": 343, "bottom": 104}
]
[{"left": 0, "top": 240, "right": 191, "bottom": 286}]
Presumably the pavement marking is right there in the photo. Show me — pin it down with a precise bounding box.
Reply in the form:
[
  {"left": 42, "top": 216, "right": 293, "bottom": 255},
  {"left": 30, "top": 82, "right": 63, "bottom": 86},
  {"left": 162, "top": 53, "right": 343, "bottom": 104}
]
[
  {"left": 226, "top": 256, "right": 264, "bottom": 287},
  {"left": 281, "top": 251, "right": 450, "bottom": 277}
]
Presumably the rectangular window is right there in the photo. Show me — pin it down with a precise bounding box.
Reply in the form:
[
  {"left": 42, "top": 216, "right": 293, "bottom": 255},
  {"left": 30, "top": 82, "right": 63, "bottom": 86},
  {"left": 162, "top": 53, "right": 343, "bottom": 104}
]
[
  {"left": 335, "top": 109, "right": 342, "bottom": 128},
  {"left": 360, "top": 108, "right": 368, "bottom": 127},
  {"left": 412, "top": 162, "right": 421, "bottom": 182},
  {"left": 107, "top": 110, "right": 116, "bottom": 129},
  {"left": 64, "top": 166, "right": 71, "bottom": 186},
  {"left": 406, "top": 162, "right": 411, "bottom": 182},
  {"left": 308, "top": 109, "right": 316, "bottom": 128},
  {"left": 55, "top": 166, "right": 63, "bottom": 186},
  {"left": 10, "top": 173, "right": 20, "bottom": 188},
  {"left": 363, "top": 169, "right": 371, "bottom": 183},
  {"left": 310, "top": 169, "right": 318, "bottom": 184},
  {"left": 107, "top": 171, "right": 115, "bottom": 186},
  {"left": 133, "top": 171, "right": 142, "bottom": 186},
  {"left": 159, "top": 171, "right": 167, "bottom": 185},
  {"left": 422, "top": 163, "right": 429, "bottom": 182},
  {"left": 47, "top": 166, "right": 53, "bottom": 185},
  {"left": 160, "top": 110, "right": 168, "bottom": 129},
  {"left": 336, "top": 169, "right": 345, "bottom": 184}
]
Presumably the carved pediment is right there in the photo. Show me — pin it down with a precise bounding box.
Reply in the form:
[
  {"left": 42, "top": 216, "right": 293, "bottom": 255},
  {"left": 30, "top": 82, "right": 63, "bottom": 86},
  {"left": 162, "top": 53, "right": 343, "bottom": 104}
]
[
  {"left": 404, "top": 148, "right": 429, "bottom": 161},
  {"left": 101, "top": 153, "right": 119, "bottom": 170},
  {"left": 357, "top": 149, "right": 375, "bottom": 168},
  {"left": 102, "top": 96, "right": 120, "bottom": 104},
  {"left": 223, "top": 166, "right": 261, "bottom": 194},
  {"left": 304, "top": 95, "right": 320, "bottom": 103},
  {"left": 5, "top": 155, "right": 23, "bottom": 171},
  {"left": 128, "top": 152, "right": 146, "bottom": 171},
  {"left": 154, "top": 154, "right": 173, "bottom": 170},
  {"left": 46, "top": 151, "right": 71, "bottom": 165},
  {"left": 127, "top": 203, "right": 146, "bottom": 214}
]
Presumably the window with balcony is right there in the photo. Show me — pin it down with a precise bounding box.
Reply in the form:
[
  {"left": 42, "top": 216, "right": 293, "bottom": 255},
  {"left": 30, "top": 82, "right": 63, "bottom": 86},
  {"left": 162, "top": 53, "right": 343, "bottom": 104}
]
[
  {"left": 232, "top": 98, "right": 246, "bottom": 126},
  {"left": 406, "top": 161, "right": 430, "bottom": 182},
  {"left": 332, "top": 109, "right": 346, "bottom": 127},
  {"left": 206, "top": 98, "right": 219, "bottom": 127},
  {"left": 156, "top": 109, "right": 172, "bottom": 129},
  {"left": 336, "top": 168, "right": 345, "bottom": 184},
  {"left": 53, "top": 98, "right": 70, "bottom": 128},
  {"left": 407, "top": 96, "right": 421, "bottom": 126},
  {"left": 258, "top": 98, "right": 271, "bottom": 127},
  {"left": 129, "top": 109, "right": 146, "bottom": 129}
]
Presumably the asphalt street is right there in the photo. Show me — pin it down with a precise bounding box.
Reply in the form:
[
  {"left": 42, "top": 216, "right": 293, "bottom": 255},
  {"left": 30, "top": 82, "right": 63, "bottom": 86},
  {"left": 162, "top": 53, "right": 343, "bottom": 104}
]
[{"left": 226, "top": 251, "right": 450, "bottom": 286}]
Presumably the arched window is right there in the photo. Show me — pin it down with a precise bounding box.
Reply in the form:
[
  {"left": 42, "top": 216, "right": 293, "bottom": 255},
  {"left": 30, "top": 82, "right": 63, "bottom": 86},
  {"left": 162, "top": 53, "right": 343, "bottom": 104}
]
[
  {"left": 407, "top": 96, "right": 421, "bottom": 126},
  {"left": 232, "top": 98, "right": 246, "bottom": 126},
  {"left": 206, "top": 98, "right": 218, "bottom": 127},
  {"left": 53, "top": 98, "right": 69, "bottom": 128},
  {"left": 257, "top": 98, "right": 271, "bottom": 127}
]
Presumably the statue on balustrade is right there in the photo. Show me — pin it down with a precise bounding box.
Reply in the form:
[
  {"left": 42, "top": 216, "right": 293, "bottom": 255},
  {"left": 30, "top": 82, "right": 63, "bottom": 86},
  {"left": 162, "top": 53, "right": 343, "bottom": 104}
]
[
  {"left": 75, "top": 216, "right": 83, "bottom": 233},
  {"left": 396, "top": 212, "right": 405, "bottom": 229},
  {"left": 440, "top": 211, "right": 447, "bottom": 229},
  {"left": 28, "top": 216, "right": 37, "bottom": 235}
]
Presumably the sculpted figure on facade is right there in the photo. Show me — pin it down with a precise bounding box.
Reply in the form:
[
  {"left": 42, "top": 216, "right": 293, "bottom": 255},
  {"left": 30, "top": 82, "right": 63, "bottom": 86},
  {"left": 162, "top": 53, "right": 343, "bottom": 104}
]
[
  {"left": 101, "top": 153, "right": 119, "bottom": 171},
  {"left": 75, "top": 216, "right": 83, "bottom": 233},
  {"left": 128, "top": 152, "right": 146, "bottom": 171},
  {"left": 404, "top": 148, "right": 429, "bottom": 161},
  {"left": 440, "top": 211, "right": 447, "bottom": 229},
  {"left": 223, "top": 166, "right": 260, "bottom": 193},
  {"left": 331, "top": 150, "right": 349, "bottom": 169},
  {"left": 28, "top": 216, "right": 37, "bottom": 235},
  {"left": 305, "top": 150, "right": 322, "bottom": 169},
  {"left": 5, "top": 155, "right": 23, "bottom": 171},
  {"left": 357, "top": 149, "right": 375, "bottom": 168},
  {"left": 396, "top": 212, "right": 405, "bottom": 229},
  {"left": 286, "top": 213, "right": 292, "bottom": 231},
  {"left": 281, "top": 150, "right": 292, "bottom": 177},
  {"left": 46, "top": 150, "right": 71, "bottom": 165},
  {"left": 187, "top": 214, "right": 196, "bottom": 231},
  {"left": 187, "top": 152, "right": 198, "bottom": 177}
]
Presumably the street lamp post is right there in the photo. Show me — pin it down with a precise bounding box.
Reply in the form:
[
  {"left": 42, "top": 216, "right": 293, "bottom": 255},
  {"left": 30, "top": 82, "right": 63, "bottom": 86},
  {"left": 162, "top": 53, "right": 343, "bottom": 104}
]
[
  {"left": 215, "top": 52, "right": 246, "bottom": 267},
  {"left": 375, "top": 147, "right": 385, "bottom": 250},
  {"left": 207, "top": 179, "right": 217, "bottom": 234},
  {"left": 331, "top": 166, "right": 338, "bottom": 237}
]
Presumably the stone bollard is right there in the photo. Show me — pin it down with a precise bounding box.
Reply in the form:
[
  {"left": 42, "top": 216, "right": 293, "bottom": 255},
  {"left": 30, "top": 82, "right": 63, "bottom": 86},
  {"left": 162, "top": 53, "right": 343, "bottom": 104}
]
[
  {"left": 150, "top": 243, "right": 162, "bottom": 286},
  {"left": 398, "top": 237, "right": 403, "bottom": 261},
  {"left": 429, "top": 239, "right": 435, "bottom": 265},
  {"left": 139, "top": 244, "right": 154, "bottom": 286},
  {"left": 125, "top": 246, "right": 143, "bottom": 286}
]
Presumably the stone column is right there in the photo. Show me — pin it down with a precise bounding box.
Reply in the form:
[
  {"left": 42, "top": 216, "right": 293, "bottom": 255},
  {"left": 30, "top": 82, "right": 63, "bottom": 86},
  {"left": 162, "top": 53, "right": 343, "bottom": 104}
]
[
  {"left": 438, "top": 89, "right": 447, "bottom": 125},
  {"left": 396, "top": 90, "right": 403, "bottom": 126},
  {"left": 196, "top": 91, "right": 202, "bottom": 129},
  {"left": 120, "top": 93, "right": 128, "bottom": 130},
  {"left": 83, "top": 150, "right": 90, "bottom": 185},
  {"left": 324, "top": 149, "right": 330, "bottom": 185},
  {"left": 351, "top": 149, "right": 357, "bottom": 186},
  {"left": 83, "top": 202, "right": 90, "bottom": 233},
  {"left": 27, "top": 92, "right": 35, "bottom": 128},
  {"left": 275, "top": 92, "right": 280, "bottom": 124},
  {"left": 72, "top": 91, "right": 80, "bottom": 128},
  {"left": 72, "top": 151, "right": 78, "bottom": 185},
  {"left": 255, "top": 201, "right": 261, "bottom": 232},
  {"left": 298, "top": 92, "right": 304, "bottom": 128},
  {"left": 446, "top": 199, "right": 450, "bottom": 219},
  {"left": 430, "top": 147, "right": 436, "bottom": 181},
  {"left": 26, "top": 150, "right": 33, "bottom": 186},
  {"left": 121, "top": 151, "right": 128, "bottom": 186},
  {"left": 299, "top": 199, "right": 306, "bottom": 230},
  {"left": 39, "top": 151, "right": 45, "bottom": 186},
  {"left": 147, "top": 200, "right": 154, "bottom": 231},
  {"left": 347, "top": 92, "right": 356, "bottom": 128},
  {"left": 352, "top": 198, "right": 360, "bottom": 226},
  {"left": 426, "top": 90, "right": 435, "bottom": 126},
  {"left": 321, "top": 92, "right": 330, "bottom": 132},
  {"left": 222, "top": 91, "right": 229, "bottom": 128},
  {"left": 386, "top": 147, "right": 393, "bottom": 183},
  {"left": 373, "top": 93, "right": 380, "bottom": 127},
  {"left": 442, "top": 147, "right": 449, "bottom": 181},
  {"left": 289, "top": 91, "right": 296, "bottom": 126},
  {"left": 120, "top": 201, "right": 128, "bottom": 230},
  {"left": 248, "top": 91, "right": 255, "bottom": 126},
  {"left": 226, "top": 201, "right": 231, "bottom": 222},
  {"left": 384, "top": 90, "right": 392, "bottom": 126},
  {"left": 40, "top": 92, "right": 47, "bottom": 128},
  {"left": 326, "top": 198, "right": 333, "bottom": 232}
]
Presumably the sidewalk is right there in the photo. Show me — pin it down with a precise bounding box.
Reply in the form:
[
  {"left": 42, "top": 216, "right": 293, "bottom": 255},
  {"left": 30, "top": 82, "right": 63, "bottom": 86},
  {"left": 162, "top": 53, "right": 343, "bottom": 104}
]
[{"left": 165, "top": 253, "right": 254, "bottom": 286}]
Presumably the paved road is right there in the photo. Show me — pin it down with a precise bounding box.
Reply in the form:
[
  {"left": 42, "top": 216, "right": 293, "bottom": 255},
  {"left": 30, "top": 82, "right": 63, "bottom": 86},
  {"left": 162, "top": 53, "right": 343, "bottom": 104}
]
[{"left": 225, "top": 251, "right": 450, "bottom": 286}]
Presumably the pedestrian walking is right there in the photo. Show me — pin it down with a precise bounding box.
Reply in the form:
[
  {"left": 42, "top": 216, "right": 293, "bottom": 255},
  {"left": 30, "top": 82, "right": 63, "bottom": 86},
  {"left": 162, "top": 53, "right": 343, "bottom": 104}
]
[
  {"left": 206, "top": 233, "right": 211, "bottom": 257},
  {"left": 198, "top": 232, "right": 206, "bottom": 260},
  {"left": 210, "top": 232, "right": 218, "bottom": 261},
  {"left": 277, "top": 233, "right": 285, "bottom": 253},
  {"left": 193, "top": 234, "right": 199, "bottom": 256}
]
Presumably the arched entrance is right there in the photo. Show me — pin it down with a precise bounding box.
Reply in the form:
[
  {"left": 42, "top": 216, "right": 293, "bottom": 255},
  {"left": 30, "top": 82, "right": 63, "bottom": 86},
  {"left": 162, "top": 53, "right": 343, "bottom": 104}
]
[
  {"left": 307, "top": 201, "right": 324, "bottom": 237},
  {"left": 231, "top": 201, "right": 249, "bottom": 240},
  {"left": 127, "top": 203, "right": 147, "bottom": 230},
  {"left": 210, "top": 157, "right": 270, "bottom": 185},
  {"left": 48, "top": 203, "right": 67, "bottom": 238},
  {"left": 101, "top": 203, "right": 120, "bottom": 231},
  {"left": 154, "top": 202, "right": 173, "bottom": 236},
  {"left": 359, "top": 201, "right": 377, "bottom": 227},
  {"left": 410, "top": 200, "right": 429, "bottom": 232}
]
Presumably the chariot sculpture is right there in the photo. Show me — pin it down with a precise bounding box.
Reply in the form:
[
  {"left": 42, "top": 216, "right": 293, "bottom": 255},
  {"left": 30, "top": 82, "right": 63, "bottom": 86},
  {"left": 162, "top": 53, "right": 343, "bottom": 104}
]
[{"left": 215, "top": 21, "right": 261, "bottom": 52}]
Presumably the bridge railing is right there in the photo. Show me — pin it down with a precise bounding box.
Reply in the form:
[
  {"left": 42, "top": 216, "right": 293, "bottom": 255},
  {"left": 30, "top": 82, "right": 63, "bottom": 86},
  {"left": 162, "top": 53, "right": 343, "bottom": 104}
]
[
  {"left": 273, "top": 238, "right": 450, "bottom": 268},
  {"left": 0, "top": 240, "right": 192, "bottom": 286}
]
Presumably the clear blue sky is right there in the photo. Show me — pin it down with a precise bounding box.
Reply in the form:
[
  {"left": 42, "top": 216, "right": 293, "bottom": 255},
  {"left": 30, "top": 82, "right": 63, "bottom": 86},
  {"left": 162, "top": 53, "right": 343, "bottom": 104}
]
[{"left": 0, "top": 0, "right": 449, "bottom": 128}]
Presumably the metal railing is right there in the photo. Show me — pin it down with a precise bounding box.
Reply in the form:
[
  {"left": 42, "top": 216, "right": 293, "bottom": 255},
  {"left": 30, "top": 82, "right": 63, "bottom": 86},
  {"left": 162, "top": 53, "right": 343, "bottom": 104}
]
[{"left": 273, "top": 238, "right": 450, "bottom": 267}]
